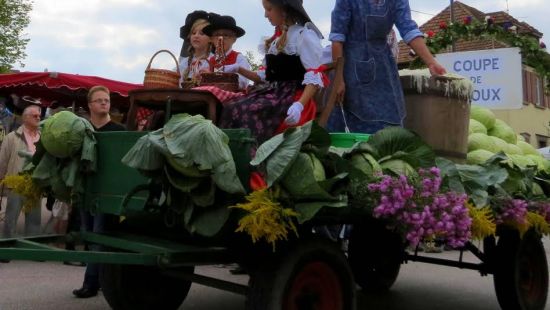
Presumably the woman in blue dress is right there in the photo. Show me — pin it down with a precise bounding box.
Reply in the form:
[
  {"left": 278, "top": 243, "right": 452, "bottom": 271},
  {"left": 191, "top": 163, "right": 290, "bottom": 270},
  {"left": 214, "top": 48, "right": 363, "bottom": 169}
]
[{"left": 327, "top": 0, "right": 447, "bottom": 134}]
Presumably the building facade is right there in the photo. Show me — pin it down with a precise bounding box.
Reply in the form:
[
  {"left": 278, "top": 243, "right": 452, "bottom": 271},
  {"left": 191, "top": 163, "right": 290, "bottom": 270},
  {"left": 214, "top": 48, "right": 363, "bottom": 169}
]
[{"left": 398, "top": 1, "right": 549, "bottom": 147}]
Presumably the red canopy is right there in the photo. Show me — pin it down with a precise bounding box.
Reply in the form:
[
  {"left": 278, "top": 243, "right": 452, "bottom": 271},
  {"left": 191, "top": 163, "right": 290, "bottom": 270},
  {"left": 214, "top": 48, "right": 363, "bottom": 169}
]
[{"left": 0, "top": 71, "right": 143, "bottom": 108}]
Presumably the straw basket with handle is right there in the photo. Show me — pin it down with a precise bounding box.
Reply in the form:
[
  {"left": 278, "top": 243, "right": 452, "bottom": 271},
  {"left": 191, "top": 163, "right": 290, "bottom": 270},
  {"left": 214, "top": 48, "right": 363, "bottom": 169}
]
[{"left": 143, "top": 50, "right": 181, "bottom": 89}]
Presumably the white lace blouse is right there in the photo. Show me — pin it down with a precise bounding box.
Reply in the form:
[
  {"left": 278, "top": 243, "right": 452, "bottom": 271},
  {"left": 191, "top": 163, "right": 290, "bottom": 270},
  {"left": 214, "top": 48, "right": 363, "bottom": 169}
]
[{"left": 258, "top": 23, "right": 325, "bottom": 88}]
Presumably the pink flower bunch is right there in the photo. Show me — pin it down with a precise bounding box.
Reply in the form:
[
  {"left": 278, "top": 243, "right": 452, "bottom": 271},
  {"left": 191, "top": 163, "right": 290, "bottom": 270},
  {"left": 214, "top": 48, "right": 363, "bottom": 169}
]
[
  {"left": 369, "top": 167, "right": 471, "bottom": 248},
  {"left": 495, "top": 199, "right": 528, "bottom": 226}
]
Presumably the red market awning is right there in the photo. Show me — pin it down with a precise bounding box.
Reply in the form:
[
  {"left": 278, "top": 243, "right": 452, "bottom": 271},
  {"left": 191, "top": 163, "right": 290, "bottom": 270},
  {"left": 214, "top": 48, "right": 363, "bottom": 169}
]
[{"left": 0, "top": 71, "right": 143, "bottom": 108}]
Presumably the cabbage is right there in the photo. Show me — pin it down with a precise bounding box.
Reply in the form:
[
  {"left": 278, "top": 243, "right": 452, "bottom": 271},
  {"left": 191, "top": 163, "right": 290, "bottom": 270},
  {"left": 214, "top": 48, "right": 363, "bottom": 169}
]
[
  {"left": 525, "top": 154, "right": 549, "bottom": 171},
  {"left": 468, "top": 133, "right": 495, "bottom": 152},
  {"left": 308, "top": 153, "right": 326, "bottom": 181},
  {"left": 166, "top": 156, "right": 211, "bottom": 178},
  {"left": 532, "top": 182, "right": 545, "bottom": 196},
  {"left": 490, "top": 136, "right": 508, "bottom": 153},
  {"left": 504, "top": 143, "right": 523, "bottom": 155},
  {"left": 469, "top": 119, "right": 487, "bottom": 135},
  {"left": 507, "top": 154, "right": 536, "bottom": 169},
  {"left": 41, "top": 111, "right": 91, "bottom": 158},
  {"left": 350, "top": 152, "right": 381, "bottom": 176},
  {"left": 516, "top": 141, "right": 540, "bottom": 157},
  {"left": 467, "top": 149, "right": 495, "bottom": 165},
  {"left": 470, "top": 105, "right": 496, "bottom": 130},
  {"left": 488, "top": 119, "right": 517, "bottom": 144},
  {"left": 543, "top": 159, "right": 550, "bottom": 172}
]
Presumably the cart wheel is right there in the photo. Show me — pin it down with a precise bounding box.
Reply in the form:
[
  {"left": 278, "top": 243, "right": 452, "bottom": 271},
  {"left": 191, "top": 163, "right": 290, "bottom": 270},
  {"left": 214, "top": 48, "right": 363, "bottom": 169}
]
[
  {"left": 246, "top": 238, "right": 355, "bottom": 310},
  {"left": 493, "top": 229, "right": 549, "bottom": 310},
  {"left": 99, "top": 264, "right": 193, "bottom": 310},
  {"left": 348, "top": 222, "right": 404, "bottom": 291}
]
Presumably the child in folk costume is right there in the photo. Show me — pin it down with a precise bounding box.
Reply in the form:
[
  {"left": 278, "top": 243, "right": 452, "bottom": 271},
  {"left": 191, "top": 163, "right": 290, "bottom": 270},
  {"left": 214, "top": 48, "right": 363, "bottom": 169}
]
[
  {"left": 178, "top": 11, "right": 218, "bottom": 86},
  {"left": 202, "top": 15, "right": 252, "bottom": 91},
  {"left": 218, "top": 0, "right": 327, "bottom": 144}
]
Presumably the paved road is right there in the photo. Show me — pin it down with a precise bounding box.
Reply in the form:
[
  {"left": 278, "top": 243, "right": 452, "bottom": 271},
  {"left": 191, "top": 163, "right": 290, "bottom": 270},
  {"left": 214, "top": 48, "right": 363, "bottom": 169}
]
[{"left": 0, "top": 241, "right": 549, "bottom": 310}]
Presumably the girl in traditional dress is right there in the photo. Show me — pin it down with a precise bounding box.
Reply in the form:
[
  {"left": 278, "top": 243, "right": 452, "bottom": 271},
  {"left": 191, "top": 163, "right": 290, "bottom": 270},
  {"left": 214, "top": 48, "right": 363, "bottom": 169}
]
[
  {"left": 218, "top": 0, "right": 326, "bottom": 144},
  {"left": 178, "top": 11, "right": 217, "bottom": 86}
]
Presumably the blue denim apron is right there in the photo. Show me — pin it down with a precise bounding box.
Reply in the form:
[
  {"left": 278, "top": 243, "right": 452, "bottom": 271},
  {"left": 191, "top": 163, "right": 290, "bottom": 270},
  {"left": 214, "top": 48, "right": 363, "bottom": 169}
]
[{"left": 327, "top": 0, "right": 406, "bottom": 134}]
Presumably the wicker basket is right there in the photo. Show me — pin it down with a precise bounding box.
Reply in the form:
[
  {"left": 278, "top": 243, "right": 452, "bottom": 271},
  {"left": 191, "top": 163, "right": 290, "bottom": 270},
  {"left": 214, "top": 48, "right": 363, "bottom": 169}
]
[
  {"left": 143, "top": 50, "right": 181, "bottom": 89},
  {"left": 199, "top": 72, "right": 240, "bottom": 92}
]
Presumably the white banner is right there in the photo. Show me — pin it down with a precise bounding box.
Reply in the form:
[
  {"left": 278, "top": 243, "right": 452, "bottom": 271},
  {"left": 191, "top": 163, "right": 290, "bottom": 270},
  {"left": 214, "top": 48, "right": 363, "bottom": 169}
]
[{"left": 436, "top": 47, "right": 523, "bottom": 109}]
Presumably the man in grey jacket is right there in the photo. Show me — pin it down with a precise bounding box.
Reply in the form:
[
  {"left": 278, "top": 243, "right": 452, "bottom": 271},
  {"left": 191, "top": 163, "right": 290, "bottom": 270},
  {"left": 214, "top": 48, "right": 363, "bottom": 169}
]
[{"left": 0, "top": 105, "right": 42, "bottom": 238}]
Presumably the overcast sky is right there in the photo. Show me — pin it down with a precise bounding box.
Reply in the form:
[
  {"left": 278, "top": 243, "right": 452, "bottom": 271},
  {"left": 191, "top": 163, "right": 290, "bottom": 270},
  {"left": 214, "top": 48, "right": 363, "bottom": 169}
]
[{"left": 15, "top": 0, "right": 549, "bottom": 83}]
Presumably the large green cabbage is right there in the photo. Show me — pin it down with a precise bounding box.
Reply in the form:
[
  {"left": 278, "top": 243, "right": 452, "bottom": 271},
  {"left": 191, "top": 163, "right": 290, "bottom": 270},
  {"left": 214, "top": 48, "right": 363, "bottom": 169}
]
[
  {"left": 488, "top": 119, "right": 517, "bottom": 144},
  {"left": 350, "top": 152, "right": 381, "bottom": 176},
  {"left": 507, "top": 154, "right": 536, "bottom": 169},
  {"left": 504, "top": 143, "right": 523, "bottom": 155},
  {"left": 469, "top": 119, "right": 487, "bottom": 135},
  {"left": 470, "top": 105, "right": 496, "bottom": 130},
  {"left": 466, "top": 149, "right": 495, "bottom": 165},
  {"left": 307, "top": 153, "right": 326, "bottom": 181},
  {"left": 468, "top": 133, "right": 495, "bottom": 152},
  {"left": 41, "top": 111, "right": 92, "bottom": 158},
  {"left": 525, "top": 154, "right": 549, "bottom": 171},
  {"left": 490, "top": 136, "right": 508, "bottom": 153},
  {"left": 516, "top": 141, "right": 540, "bottom": 156}
]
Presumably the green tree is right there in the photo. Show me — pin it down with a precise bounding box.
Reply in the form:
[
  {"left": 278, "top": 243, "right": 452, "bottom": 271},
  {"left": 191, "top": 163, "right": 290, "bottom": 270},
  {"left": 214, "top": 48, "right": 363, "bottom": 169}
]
[{"left": 0, "top": 0, "right": 33, "bottom": 73}]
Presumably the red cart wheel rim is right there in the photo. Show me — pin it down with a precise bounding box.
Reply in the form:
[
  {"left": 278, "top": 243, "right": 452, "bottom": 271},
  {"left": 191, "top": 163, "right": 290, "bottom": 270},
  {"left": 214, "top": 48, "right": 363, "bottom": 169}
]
[
  {"left": 284, "top": 261, "right": 344, "bottom": 310},
  {"left": 518, "top": 240, "right": 547, "bottom": 306}
]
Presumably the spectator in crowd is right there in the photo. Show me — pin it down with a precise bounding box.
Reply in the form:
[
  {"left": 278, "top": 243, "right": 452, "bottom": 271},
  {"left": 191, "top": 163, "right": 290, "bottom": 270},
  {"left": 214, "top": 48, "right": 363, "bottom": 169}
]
[
  {"left": 0, "top": 96, "right": 19, "bottom": 134},
  {"left": 72, "top": 86, "right": 124, "bottom": 299},
  {"left": 0, "top": 105, "right": 42, "bottom": 238}
]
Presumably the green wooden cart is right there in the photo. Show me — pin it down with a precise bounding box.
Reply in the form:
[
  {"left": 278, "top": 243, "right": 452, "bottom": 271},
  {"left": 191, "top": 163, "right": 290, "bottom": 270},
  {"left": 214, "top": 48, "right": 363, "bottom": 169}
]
[
  {"left": 0, "top": 61, "right": 548, "bottom": 309},
  {"left": 0, "top": 129, "right": 547, "bottom": 310}
]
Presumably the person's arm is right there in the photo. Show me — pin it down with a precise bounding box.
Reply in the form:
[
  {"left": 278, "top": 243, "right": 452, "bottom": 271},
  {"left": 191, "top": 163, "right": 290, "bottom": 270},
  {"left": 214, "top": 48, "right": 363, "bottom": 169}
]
[
  {"left": 332, "top": 41, "right": 345, "bottom": 103},
  {"left": 235, "top": 66, "right": 262, "bottom": 84},
  {"left": 408, "top": 37, "right": 446, "bottom": 75},
  {"left": 329, "top": 0, "right": 350, "bottom": 103},
  {"left": 235, "top": 54, "right": 254, "bottom": 89},
  {"left": 296, "top": 84, "right": 319, "bottom": 107},
  {"left": 394, "top": 0, "right": 446, "bottom": 75},
  {"left": 284, "top": 25, "right": 324, "bottom": 125}
]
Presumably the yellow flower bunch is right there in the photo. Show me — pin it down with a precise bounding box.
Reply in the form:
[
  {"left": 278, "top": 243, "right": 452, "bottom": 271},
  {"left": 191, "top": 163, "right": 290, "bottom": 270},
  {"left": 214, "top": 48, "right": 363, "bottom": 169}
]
[
  {"left": 231, "top": 188, "right": 299, "bottom": 251},
  {"left": 1, "top": 174, "right": 43, "bottom": 213},
  {"left": 524, "top": 212, "right": 550, "bottom": 236},
  {"left": 468, "top": 203, "right": 496, "bottom": 240}
]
